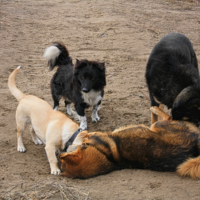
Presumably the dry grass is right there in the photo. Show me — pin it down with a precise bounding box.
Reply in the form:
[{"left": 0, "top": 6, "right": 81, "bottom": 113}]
[{"left": 0, "top": 181, "right": 91, "bottom": 200}]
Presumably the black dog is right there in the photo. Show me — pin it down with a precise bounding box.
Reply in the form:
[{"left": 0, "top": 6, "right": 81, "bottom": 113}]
[
  {"left": 43, "top": 42, "right": 106, "bottom": 130},
  {"left": 145, "top": 33, "right": 200, "bottom": 126}
]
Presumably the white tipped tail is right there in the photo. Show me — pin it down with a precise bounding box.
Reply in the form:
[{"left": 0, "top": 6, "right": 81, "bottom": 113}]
[
  {"left": 43, "top": 45, "right": 61, "bottom": 69},
  {"left": 8, "top": 66, "right": 26, "bottom": 101}
]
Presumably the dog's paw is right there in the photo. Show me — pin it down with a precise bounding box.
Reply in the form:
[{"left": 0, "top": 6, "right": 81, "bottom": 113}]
[
  {"left": 17, "top": 146, "right": 26, "bottom": 152},
  {"left": 33, "top": 137, "right": 43, "bottom": 145},
  {"left": 79, "top": 125, "right": 87, "bottom": 131},
  {"left": 150, "top": 106, "right": 160, "bottom": 115},
  {"left": 54, "top": 106, "right": 58, "bottom": 111},
  {"left": 51, "top": 168, "right": 61, "bottom": 175},
  {"left": 73, "top": 114, "right": 81, "bottom": 122},
  {"left": 91, "top": 113, "right": 100, "bottom": 123},
  {"left": 79, "top": 125, "right": 87, "bottom": 132},
  {"left": 92, "top": 116, "right": 100, "bottom": 123}
]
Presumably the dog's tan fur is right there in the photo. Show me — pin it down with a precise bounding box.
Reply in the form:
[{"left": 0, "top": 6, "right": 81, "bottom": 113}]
[{"left": 8, "top": 66, "right": 82, "bottom": 175}]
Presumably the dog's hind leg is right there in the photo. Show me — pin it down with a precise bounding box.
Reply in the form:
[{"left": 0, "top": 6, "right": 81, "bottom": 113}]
[
  {"left": 65, "top": 101, "right": 81, "bottom": 122},
  {"left": 91, "top": 103, "right": 101, "bottom": 123},
  {"left": 51, "top": 81, "right": 61, "bottom": 111},
  {"left": 29, "top": 125, "right": 43, "bottom": 145},
  {"left": 16, "top": 109, "right": 28, "bottom": 152},
  {"left": 52, "top": 93, "right": 61, "bottom": 111},
  {"left": 65, "top": 100, "right": 71, "bottom": 115},
  {"left": 65, "top": 101, "right": 77, "bottom": 116},
  {"left": 150, "top": 106, "right": 172, "bottom": 121}
]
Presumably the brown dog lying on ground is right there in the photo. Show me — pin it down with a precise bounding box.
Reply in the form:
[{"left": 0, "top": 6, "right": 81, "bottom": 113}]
[
  {"left": 8, "top": 66, "right": 85, "bottom": 175},
  {"left": 60, "top": 106, "right": 200, "bottom": 179}
]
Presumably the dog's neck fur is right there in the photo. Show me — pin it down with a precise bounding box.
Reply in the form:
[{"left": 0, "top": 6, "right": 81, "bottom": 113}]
[
  {"left": 61, "top": 123, "right": 83, "bottom": 152},
  {"left": 81, "top": 89, "right": 102, "bottom": 106}
]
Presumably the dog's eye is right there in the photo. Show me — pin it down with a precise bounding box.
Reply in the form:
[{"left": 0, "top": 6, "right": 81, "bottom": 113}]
[
  {"left": 83, "top": 142, "right": 89, "bottom": 146},
  {"left": 82, "top": 76, "right": 85, "bottom": 79}
]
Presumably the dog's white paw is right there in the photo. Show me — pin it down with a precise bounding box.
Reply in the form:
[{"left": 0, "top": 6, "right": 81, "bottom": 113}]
[
  {"left": 33, "top": 136, "right": 42, "bottom": 145},
  {"left": 54, "top": 106, "right": 58, "bottom": 111},
  {"left": 80, "top": 116, "right": 87, "bottom": 131},
  {"left": 73, "top": 113, "right": 81, "bottom": 122},
  {"left": 92, "top": 116, "right": 100, "bottom": 123},
  {"left": 91, "top": 112, "right": 100, "bottom": 123},
  {"left": 34, "top": 138, "right": 43, "bottom": 145},
  {"left": 51, "top": 168, "right": 61, "bottom": 175},
  {"left": 79, "top": 124, "right": 87, "bottom": 131},
  {"left": 17, "top": 146, "right": 26, "bottom": 152}
]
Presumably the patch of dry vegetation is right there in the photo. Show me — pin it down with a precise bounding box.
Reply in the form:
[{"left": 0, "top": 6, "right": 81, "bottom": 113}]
[{"left": 0, "top": 181, "right": 90, "bottom": 200}]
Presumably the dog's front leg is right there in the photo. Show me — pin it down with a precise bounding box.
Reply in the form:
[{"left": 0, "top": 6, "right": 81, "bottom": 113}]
[
  {"left": 76, "top": 104, "right": 87, "bottom": 131},
  {"left": 45, "top": 145, "right": 60, "bottom": 175},
  {"left": 79, "top": 116, "right": 87, "bottom": 131},
  {"left": 91, "top": 103, "right": 101, "bottom": 123}
]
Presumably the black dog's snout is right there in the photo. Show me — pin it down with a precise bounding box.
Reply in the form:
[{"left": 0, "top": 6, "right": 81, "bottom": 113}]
[{"left": 82, "top": 88, "right": 89, "bottom": 93}]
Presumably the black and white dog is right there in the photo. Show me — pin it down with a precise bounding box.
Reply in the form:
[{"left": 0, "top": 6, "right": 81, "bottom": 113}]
[{"left": 43, "top": 42, "right": 106, "bottom": 130}]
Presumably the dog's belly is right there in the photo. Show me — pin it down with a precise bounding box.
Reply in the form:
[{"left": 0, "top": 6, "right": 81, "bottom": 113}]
[{"left": 81, "top": 90, "right": 102, "bottom": 106}]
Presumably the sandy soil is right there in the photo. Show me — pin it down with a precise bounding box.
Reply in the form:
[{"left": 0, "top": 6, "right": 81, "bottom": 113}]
[{"left": 1, "top": 0, "right": 200, "bottom": 199}]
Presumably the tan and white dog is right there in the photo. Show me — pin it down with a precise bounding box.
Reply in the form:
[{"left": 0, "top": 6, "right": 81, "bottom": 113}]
[{"left": 8, "top": 66, "right": 84, "bottom": 175}]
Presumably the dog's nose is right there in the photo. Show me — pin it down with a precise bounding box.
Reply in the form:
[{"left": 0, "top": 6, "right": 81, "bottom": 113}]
[{"left": 82, "top": 88, "right": 89, "bottom": 93}]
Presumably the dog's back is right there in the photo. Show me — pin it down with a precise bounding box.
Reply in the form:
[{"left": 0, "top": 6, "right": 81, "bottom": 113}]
[
  {"left": 145, "top": 33, "right": 200, "bottom": 125},
  {"left": 146, "top": 33, "right": 199, "bottom": 109},
  {"left": 150, "top": 33, "right": 198, "bottom": 68}
]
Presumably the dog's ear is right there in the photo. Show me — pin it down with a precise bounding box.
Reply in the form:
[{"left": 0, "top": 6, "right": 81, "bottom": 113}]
[
  {"left": 76, "top": 59, "right": 81, "bottom": 65},
  {"left": 79, "top": 130, "right": 89, "bottom": 139},
  {"left": 172, "top": 86, "right": 200, "bottom": 121},
  {"left": 60, "top": 149, "right": 83, "bottom": 165},
  {"left": 99, "top": 62, "right": 105, "bottom": 70},
  {"left": 96, "top": 62, "right": 105, "bottom": 71},
  {"left": 75, "top": 59, "right": 88, "bottom": 69},
  {"left": 173, "top": 86, "right": 193, "bottom": 109}
]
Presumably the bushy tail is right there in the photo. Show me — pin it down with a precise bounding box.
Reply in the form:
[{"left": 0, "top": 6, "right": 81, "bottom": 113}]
[
  {"left": 177, "top": 156, "right": 200, "bottom": 179},
  {"left": 8, "top": 66, "right": 26, "bottom": 101},
  {"left": 43, "top": 42, "right": 72, "bottom": 71}
]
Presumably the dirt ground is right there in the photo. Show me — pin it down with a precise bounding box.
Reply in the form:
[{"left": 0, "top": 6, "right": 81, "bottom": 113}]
[{"left": 1, "top": 0, "right": 200, "bottom": 199}]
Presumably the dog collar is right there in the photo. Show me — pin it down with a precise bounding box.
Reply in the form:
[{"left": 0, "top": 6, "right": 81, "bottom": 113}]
[{"left": 63, "top": 128, "right": 81, "bottom": 152}]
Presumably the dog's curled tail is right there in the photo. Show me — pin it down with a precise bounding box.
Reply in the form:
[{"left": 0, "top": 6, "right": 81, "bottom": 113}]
[
  {"left": 43, "top": 42, "right": 72, "bottom": 71},
  {"left": 177, "top": 156, "right": 200, "bottom": 179},
  {"left": 8, "top": 66, "right": 26, "bottom": 101}
]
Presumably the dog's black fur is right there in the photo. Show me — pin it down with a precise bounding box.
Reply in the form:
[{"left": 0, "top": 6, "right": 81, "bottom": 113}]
[
  {"left": 145, "top": 33, "right": 200, "bottom": 126},
  {"left": 44, "top": 42, "right": 106, "bottom": 130}
]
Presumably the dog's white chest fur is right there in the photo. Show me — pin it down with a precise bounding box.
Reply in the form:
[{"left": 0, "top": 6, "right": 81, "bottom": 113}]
[{"left": 81, "top": 90, "right": 102, "bottom": 106}]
